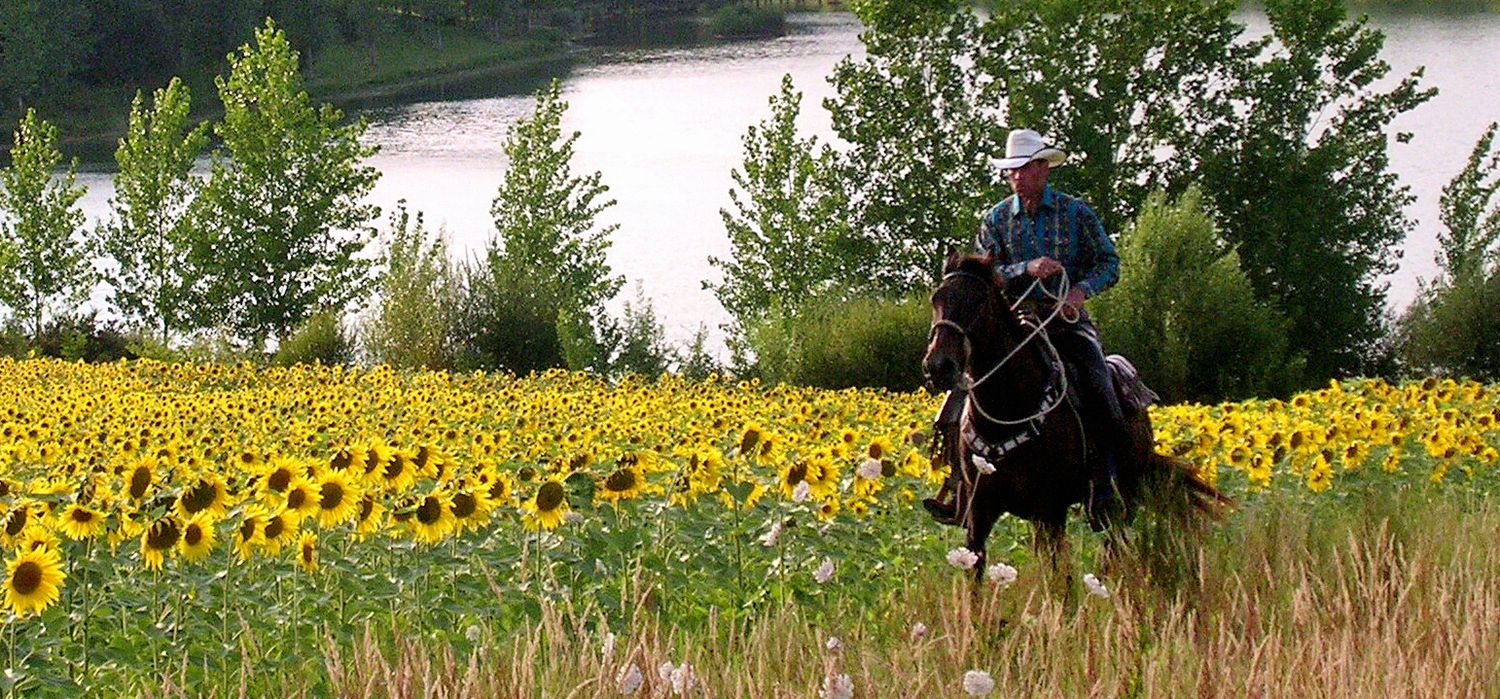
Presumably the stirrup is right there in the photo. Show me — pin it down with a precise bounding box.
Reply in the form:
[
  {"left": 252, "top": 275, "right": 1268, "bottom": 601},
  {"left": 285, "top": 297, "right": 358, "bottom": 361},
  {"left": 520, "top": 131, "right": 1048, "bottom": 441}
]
[{"left": 922, "top": 497, "right": 962, "bottom": 527}]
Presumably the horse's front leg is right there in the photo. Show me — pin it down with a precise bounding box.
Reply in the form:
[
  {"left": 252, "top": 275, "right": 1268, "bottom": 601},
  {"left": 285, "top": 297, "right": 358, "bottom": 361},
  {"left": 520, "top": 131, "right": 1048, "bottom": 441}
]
[{"left": 965, "top": 497, "right": 1001, "bottom": 584}]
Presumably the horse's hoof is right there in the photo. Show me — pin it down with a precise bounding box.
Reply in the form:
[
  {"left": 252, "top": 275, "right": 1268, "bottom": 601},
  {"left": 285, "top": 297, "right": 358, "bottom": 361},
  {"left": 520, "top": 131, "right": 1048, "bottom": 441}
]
[{"left": 922, "top": 498, "right": 962, "bottom": 527}]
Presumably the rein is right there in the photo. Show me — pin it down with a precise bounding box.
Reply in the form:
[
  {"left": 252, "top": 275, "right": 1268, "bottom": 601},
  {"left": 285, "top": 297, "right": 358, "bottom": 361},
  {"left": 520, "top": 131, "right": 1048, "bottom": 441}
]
[{"left": 929, "top": 269, "right": 1076, "bottom": 427}]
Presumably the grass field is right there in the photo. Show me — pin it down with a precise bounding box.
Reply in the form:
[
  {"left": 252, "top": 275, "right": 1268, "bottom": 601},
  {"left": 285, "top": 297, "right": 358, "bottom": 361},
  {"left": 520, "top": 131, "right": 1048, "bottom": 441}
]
[{"left": 0, "top": 359, "right": 1495, "bottom": 696}]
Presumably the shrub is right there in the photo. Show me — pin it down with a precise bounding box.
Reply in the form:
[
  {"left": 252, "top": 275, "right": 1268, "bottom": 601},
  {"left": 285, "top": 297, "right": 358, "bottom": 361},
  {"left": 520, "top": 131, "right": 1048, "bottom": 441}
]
[
  {"left": 451, "top": 261, "right": 565, "bottom": 374},
  {"left": 612, "top": 284, "right": 674, "bottom": 379},
  {"left": 710, "top": 3, "right": 786, "bottom": 38},
  {"left": 273, "top": 311, "right": 354, "bottom": 366},
  {"left": 362, "top": 204, "right": 458, "bottom": 370},
  {"left": 745, "top": 292, "right": 929, "bottom": 391},
  {"left": 1091, "top": 188, "right": 1302, "bottom": 403},
  {"left": 677, "top": 325, "right": 723, "bottom": 382},
  {"left": 1398, "top": 272, "right": 1500, "bottom": 380},
  {"left": 3, "top": 313, "right": 138, "bottom": 362}
]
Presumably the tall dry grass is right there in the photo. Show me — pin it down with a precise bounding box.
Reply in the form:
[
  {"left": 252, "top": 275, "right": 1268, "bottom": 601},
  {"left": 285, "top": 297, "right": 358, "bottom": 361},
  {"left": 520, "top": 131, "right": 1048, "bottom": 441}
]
[{"left": 302, "top": 490, "right": 1500, "bottom": 698}]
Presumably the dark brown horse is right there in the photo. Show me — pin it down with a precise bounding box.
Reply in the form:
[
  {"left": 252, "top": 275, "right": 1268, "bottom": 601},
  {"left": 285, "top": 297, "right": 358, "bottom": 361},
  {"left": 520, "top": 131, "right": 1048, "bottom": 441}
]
[{"left": 922, "top": 253, "right": 1227, "bottom": 579}]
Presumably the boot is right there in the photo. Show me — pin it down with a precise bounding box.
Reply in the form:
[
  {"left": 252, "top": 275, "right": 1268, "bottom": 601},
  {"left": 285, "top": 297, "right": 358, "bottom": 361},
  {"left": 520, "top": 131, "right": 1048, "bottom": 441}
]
[
  {"left": 1087, "top": 421, "right": 1128, "bottom": 532},
  {"left": 923, "top": 475, "right": 962, "bottom": 526}
]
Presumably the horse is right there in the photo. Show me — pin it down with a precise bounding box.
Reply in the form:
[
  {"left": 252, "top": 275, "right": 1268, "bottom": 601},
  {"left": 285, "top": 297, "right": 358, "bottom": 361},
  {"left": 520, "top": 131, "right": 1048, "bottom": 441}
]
[{"left": 922, "top": 252, "right": 1229, "bottom": 582}]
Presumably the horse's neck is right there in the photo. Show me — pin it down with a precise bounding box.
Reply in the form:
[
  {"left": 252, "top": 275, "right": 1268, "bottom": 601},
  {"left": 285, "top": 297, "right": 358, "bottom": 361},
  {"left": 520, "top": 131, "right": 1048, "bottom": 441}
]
[{"left": 969, "top": 316, "right": 1051, "bottom": 428}]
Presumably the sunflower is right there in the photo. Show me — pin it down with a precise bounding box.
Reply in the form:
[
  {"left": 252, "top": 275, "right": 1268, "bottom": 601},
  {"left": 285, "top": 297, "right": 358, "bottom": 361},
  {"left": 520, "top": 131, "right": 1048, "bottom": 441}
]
[
  {"left": 282, "top": 477, "right": 321, "bottom": 519},
  {"left": 353, "top": 496, "right": 386, "bottom": 537},
  {"left": 124, "top": 458, "right": 157, "bottom": 501},
  {"left": 176, "top": 475, "right": 228, "bottom": 519},
  {"left": 296, "top": 532, "right": 319, "bottom": 574},
  {"left": 141, "top": 517, "right": 181, "bottom": 571},
  {"left": 314, "top": 470, "right": 362, "bottom": 528},
  {"left": 58, "top": 504, "right": 107, "bottom": 540},
  {"left": 407, "top": 492, "right": 455, "bottom": 544},
  {"left": 180, "top": 513, "right": 217, "bottom": 563},
  {"left": 597, "top": 465, "right": 645, "bottom": 503},
  {"left": 522, "top": 478, "right": 568, "bottom": 531},
  {"left": 381, "top": 449, "right": 418, "bottom": 492},
  {"left": 17, "top": 525, "right": 60, "bottom": 553},
  {"left": 447, "top": 484, "right": 494, "bottom": 532},
  {"left": 233, "top": 511, "right": 263, "bottom": 561},
  {"left": 3, "top": 546, "right": 66, "bottom": 617},
  {"left": 262, "top": 458, "right": 303, "bottom": 494},
  {"left": 259, "top": 509, "right": 297, "bottom": 556}
]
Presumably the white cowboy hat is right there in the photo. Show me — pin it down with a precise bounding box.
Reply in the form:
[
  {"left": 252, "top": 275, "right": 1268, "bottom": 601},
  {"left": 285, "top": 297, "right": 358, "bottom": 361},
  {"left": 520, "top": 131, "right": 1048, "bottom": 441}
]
[{"left": 988, "top": 129, "right": 1068, "bottom": 170}]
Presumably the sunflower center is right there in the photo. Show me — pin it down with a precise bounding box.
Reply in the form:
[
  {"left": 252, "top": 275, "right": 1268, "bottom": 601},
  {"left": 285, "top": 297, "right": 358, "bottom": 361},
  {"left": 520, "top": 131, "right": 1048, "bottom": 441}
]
[
  {"left": 239, "top": 518, "right": 257, "bottom": 542},
  {"left": 185, "top": 524, "right": 204, "bottom": 546},
  {"left": 287, "top": 489, "right": 307, "bottom": 510},
  {"left": 268, "top": 468, "right": 292, "bottom": 493},
  {"left": 5, "top": 509, "right": 28, "bottom": 536},
  {"left": 129, "top": 467, "right": 151, "bottom": 499},
  {"left": 786, "top": 462, "right": 808, "bottom": 485},
  {"left": 604, "top": 470, "right": 638, "bottom": 492},
  {"left": 536, "top": 482, "right": 565, "bottom": 512},
  {"left": 416, "top": 496, "right": 442, "bottom": 525},
  {"left": 263, "top": 517, "right": 285, "bottom": 540},
  {"left": 70, "top": 508, "right": 95, "bottom": 524},
  {"left": 181, "top": 481, "right": 217, "bottom": 513},
  {"left": 11, "top": 561, "right": 41, "bottom": 595},
  {"left": 146, "top": 520, "right": 180, "bottom": 550},
  {"left": 358, "top": 497, "right": 374, "bottom": 521},
  {"left": 385, "top": 456, "right": 406, "bottom": 480},
  {"left": 320, "top": 482, "right": 345, "bottom": 510},
  {"left": 414, "top": 446, "right": 431, "bottom": 470},
  {"left": 451, "top": 493, "right": 476, "bottom": 519},
  {"left": 331, "top": 450, "right": 352, "bottom": 471},
  {"left": 488, "top": 478, "right": 509, "bottom": 501}
]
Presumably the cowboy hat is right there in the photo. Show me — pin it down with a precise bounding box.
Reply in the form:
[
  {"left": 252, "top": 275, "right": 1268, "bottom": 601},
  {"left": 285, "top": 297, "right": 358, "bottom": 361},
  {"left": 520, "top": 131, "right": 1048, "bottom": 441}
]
[{"left": 988, "top": 129, "right": 1068, "bottom": 170}]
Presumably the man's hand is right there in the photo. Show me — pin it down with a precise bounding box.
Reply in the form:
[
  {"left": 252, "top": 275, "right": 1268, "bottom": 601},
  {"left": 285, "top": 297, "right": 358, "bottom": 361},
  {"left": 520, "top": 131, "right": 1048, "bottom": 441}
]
[
  {"left": 1026, "top": 257, "right": 1063, "bottom": 279},
  {"left": 1062, "top": 287, "right": 1086, "bottom": 318}
]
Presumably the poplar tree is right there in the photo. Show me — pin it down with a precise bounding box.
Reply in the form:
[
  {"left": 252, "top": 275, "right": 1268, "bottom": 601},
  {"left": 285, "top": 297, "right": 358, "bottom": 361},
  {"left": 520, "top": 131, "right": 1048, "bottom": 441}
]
[{"left": 0, "top": 109, "right": 90, "bottom": 338}]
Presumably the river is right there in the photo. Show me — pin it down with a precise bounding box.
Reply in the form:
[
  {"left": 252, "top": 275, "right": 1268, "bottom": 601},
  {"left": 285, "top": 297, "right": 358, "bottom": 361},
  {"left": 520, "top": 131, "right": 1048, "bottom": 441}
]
[{"left": 72, "top": 9, "right": 1500, "bottom": 350}]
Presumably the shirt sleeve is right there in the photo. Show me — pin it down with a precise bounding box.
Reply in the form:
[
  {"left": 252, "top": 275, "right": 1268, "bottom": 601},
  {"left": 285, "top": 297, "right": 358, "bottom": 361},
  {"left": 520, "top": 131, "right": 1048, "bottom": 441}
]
[
  {"left": 1075, "top": 202, "right": 1119, "bottom": 298},
  {"left": 976, "top": 208, "right": 1028, "bottom": 282}
]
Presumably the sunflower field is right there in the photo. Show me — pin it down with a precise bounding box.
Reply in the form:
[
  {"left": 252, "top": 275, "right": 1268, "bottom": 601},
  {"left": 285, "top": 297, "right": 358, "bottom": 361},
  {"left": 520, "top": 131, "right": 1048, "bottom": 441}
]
[{"left": 0, "top": 357, "right": 1497, "bottom": 695}]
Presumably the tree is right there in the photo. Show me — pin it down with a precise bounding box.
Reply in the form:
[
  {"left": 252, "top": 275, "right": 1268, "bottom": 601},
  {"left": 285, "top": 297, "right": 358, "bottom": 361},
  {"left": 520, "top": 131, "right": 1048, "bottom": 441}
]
[
  {"left": 709, "top": 75, "right": 848, "bottom": 342},
  {"left": 1195, "top": 0, "right": 1433, "bottom": 379},
  {"left": 824, "top": 8, "right": 1000, "bottom": 293},
  {"left": 99, "top": 78, "right": 211, "bottom": 343},
  {"left": 486, "top": 79, "right": 622, "bottom": 372},
  {"left": 0, "top": 110, "right": 91, "bottom": 338},
  {"left": 362, "top": 202, "right": 458, "bottom": 369},
  {"left": 193, "top": 19, "right": 382, "bottom": 348},
  {"left": 1092, "top": 188, "right": 1300, "bottom": 403},
  {"left": 0, "top": 0, "right": 89, "bottom": 108},
  {"left": 1398, "top": 123, "right": 1500, "bottom": 380}
]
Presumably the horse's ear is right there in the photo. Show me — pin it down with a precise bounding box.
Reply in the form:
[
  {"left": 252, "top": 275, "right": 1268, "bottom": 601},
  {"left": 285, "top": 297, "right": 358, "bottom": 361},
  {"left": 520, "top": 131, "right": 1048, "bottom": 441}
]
[{"left": 943, "top": 247, "right": 964, "bottom": 274}]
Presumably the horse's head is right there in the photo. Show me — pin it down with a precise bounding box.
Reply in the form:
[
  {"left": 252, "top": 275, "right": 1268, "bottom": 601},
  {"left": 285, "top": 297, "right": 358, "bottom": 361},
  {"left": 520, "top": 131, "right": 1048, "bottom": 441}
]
[{"left": 924, "top": 251, "right": 1011, "bottom": 391}]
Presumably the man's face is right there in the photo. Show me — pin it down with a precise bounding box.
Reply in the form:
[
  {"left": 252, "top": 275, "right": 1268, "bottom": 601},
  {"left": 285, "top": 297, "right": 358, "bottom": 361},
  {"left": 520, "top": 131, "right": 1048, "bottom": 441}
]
[{"left": 1006, "top": 158, "right": 1050, "bottom": 201}]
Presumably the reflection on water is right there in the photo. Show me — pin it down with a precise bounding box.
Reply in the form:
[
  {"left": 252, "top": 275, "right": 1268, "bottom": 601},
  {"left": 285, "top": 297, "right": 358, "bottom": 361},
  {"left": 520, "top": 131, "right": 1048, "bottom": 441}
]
[{"left": 72, "top": 10, "right": 1500, "bottom": 349}]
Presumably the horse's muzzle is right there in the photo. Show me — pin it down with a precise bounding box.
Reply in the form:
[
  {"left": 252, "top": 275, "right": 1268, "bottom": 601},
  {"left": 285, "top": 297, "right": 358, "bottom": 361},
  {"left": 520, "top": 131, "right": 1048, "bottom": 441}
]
[{"left": 924, "top": 354, "right": 960, "bottom": 391}]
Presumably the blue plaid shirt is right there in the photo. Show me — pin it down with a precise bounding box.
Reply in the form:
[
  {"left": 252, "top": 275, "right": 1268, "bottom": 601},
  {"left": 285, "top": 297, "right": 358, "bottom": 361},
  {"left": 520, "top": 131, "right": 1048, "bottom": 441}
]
[{"left": 976, "top": 186, "right": 1119, "bottom": 301}]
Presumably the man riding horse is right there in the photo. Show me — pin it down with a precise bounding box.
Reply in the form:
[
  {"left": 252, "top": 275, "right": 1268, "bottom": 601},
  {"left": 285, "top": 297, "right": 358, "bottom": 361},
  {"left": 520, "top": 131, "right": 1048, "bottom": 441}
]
[{"left": 923, "top": 128, "right": 1129, "bottom": 531}]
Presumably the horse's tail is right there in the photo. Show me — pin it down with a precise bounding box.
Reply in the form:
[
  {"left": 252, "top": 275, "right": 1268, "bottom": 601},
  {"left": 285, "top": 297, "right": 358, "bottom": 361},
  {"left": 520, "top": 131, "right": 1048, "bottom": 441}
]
[{"left": 1145, "top": 451, "right": 1236, "bottom": 521}]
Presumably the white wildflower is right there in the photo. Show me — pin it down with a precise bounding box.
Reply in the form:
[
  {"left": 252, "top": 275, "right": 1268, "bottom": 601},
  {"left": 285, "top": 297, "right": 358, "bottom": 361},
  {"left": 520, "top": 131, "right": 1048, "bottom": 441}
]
[
  {"left": 962, "top": 669, "right": 996, "bottom": 696},
  {"left": 986, "top": 562, "right": 1018, "bottom": 586},
  {"left": 825, "top": 635, "right": 841, "bottom": 652},
  {"left": 793, "top": 480, "right": 812, "bottom": 503},
  {"left": 464, "top": 625, "right": 482, "bottom": 643},
  {"left": 972, "top": 455, "right": 996, "bottom": 475},
  {"left": 856, "top": 458, "right": 882, "bottom": 480},
  {"left": 658, "top": 661, "right": 675, "bottom": 684},
  {"left": 1083, "top": 573, "right": 1110, "bottom": 599},
  {"left": 946, "top": 547, "right": 979, "bottom": 570},
  {"left": 602, "top": 631, "right": 617, "bottom": 661},
  {"left": 760, "top": 520, "right": 784, "bottom": 547},
  {"left": 617, "top": 663, "right": 644, "bottom": 695},
  {"left": 820, "top": 673, "right": 855, "bottom": 699},
  {"left": 564, "top": 511, "right": 584, "bottom": 524},
  {"left": 814, "top": 556, "right": 836, "bottom": 583},
  {"left": 910, "top": 622, "right": 929, "bottom": 640},
  {"left": 670, "top": 662, "right": 696, "bottom": 695}
]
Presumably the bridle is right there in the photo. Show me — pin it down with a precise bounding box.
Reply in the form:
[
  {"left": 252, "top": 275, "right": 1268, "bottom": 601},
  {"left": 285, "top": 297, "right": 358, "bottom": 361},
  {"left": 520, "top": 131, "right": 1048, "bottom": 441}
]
[{"left": 928, "top": 269, "right": 1072, "bottom": 426}]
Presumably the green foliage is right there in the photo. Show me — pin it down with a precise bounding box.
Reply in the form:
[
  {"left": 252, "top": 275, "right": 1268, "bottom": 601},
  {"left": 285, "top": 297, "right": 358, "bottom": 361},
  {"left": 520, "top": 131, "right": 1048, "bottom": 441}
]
[
  {"left": 0, "top": 109, "right": 91, "bottom": 337},
  {"left": 746, "top": 292, "right": 929, "bottom": 391},
  {"left": 362, "top": 202, "right": 458, "bottom": 370},
  {"left": 1435, "top": 122, "right": 1500, "bottom": 283},
  {"left": 1398, "top": 124, "right": 1500, "bottom": 380},
  {"left": 1092, "top": 189, "right": 1301, "bottom": 403},
  {"left": 710, "top": 3, "right": 785, "bottom": 38},
  {"left": 0, "top": 0, "right": 89, "bottom": 108},
  {"left": 452, "top": 259, "right": 565, "bottom": 374},
  {"left": 99, "top": 78, "right": 211, "bottom": 343},
  {"left": 677, "top": 325, "right": 723, "bottom": 381},
  {"left": 825, "top": 10, "right": 999, "bottom": 293},
  {"left": 193, "top": 19, "right": 382, "bottom": 348},
  {"left": 1194, "top": 0, "right": 1433, "bottom": 379},
  {"left": 711, "top": 75, "right": 850, "bottom": 343},
  {"left": 274, "top": 310, "right": 355, "bottom": 366},
  {"left": 612, "top": 283, "right": 674, "bottom": 379},
  {"left": 8, "top": 312, "right": 138, "bottom": 362},
  {"left": 486, "top": 79, "right": 622, "bottom": 373}
]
